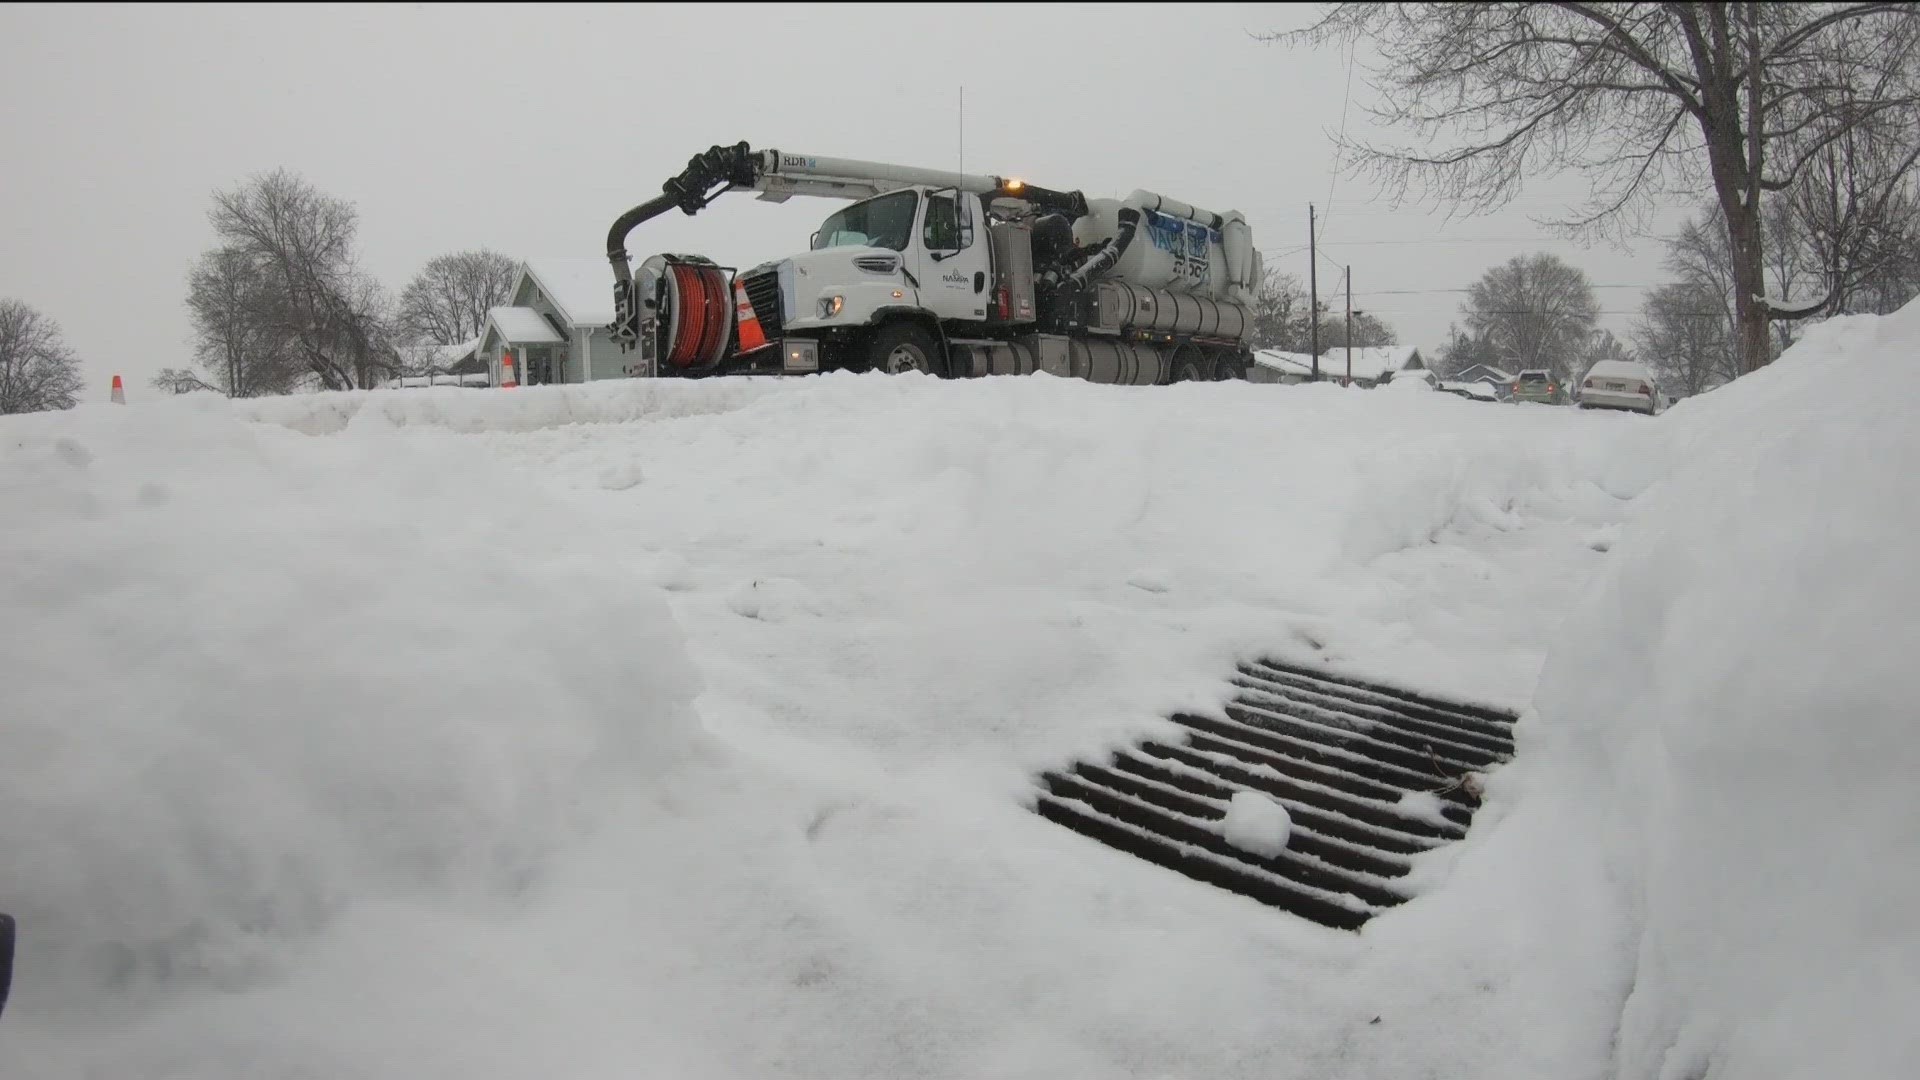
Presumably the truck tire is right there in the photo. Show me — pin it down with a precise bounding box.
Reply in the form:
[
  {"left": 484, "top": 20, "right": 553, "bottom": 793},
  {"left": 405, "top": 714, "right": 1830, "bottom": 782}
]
[
  {"left": 1170, "top": 345, "right": 1209, "bottom": 384},
  {"left": 869, "top": 321, "right": 946, "bottom": 377},
  {"left": 1211, "top": 351, "right": 1248, "bottom": 381}
]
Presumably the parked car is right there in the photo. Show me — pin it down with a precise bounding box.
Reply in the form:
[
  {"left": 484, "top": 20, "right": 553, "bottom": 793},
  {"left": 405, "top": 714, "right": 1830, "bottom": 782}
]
[
  {"left": 1439, "top": 381, "right": 1501, "bottom": 403},
  {"left": 1510, "top": 369, "right": 1565, "bottom": 405},
  {"left": 1578, "top": 359, "right": 1663, "bottom": 415}
]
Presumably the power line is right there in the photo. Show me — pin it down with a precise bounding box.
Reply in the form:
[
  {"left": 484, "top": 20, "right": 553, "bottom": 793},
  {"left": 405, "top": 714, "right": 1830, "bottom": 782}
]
[
  {"left": 1320, "top": 41, "right": 1357, "bottom": 243},
  {"left": 1317, "top": 235, "right": 1677, "bottom": 247},
  {"left": 1359, "top": 309, "right": 1694, "bottom": 317},
  {"left": 1351, "top": 283, "right": 1698, "bottom": 296}
]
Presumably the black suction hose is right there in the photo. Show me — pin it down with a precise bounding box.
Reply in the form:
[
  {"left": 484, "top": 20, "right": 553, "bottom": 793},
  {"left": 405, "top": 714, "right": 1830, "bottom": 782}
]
[
  {"left": 606, "top": 142, "right": 757, "bottom": 285},
  {"left": 606, "top": 192, "right": 678, "bottom": 286},
  {"left": 1064, "top": 206, "right": 1141, "bottom": 289}
]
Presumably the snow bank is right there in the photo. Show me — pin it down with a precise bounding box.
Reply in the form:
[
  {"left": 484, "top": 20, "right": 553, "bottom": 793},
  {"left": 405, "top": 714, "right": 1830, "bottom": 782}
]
[
  {"left": 3, "top": 373, "right": 1648, "bottom": 1079},
  {"left": 0, "top": 400, "right": 703, "bottom": 1015},
  {"left": 1534, "top": 305, "right": 1920, "bottom": 1080},
  {"left": 223, "top": 377, "right": 786, "bottom": 436},
  {"left": 46, "top": 352, "right": 1906, "bottom": 1079}
]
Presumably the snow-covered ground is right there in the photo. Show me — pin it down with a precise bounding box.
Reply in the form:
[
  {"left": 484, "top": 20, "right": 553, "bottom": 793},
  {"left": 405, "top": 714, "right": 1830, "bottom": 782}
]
[{"left": 2, "top": 308, "right": 1915, "bottom": 1078}]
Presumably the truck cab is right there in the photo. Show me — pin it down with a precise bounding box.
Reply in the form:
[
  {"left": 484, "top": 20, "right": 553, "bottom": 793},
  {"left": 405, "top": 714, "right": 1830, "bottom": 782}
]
[{"left": 733, "top": 184, "right": 1018, "bottom": 376}]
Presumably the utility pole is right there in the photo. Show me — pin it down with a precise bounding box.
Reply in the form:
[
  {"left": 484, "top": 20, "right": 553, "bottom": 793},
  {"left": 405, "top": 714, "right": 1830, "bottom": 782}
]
[
  {"left": 1309, "top": 204, "right": 1320, "bottom": 381},
  {"left": 1344, "top": 265, "right": 1353, "bottom": 387}
]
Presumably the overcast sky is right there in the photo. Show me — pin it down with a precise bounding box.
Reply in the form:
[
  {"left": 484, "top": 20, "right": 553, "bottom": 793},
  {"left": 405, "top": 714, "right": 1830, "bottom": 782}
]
[{"left": 2, "top": 2, "right": 1709, "bottom": 398}]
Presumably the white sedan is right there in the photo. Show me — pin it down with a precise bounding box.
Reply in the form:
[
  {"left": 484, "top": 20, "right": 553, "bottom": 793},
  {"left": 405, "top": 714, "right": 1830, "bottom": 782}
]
[{"left": 1578, "top": 359, "right": 1664, "bottom": 415}]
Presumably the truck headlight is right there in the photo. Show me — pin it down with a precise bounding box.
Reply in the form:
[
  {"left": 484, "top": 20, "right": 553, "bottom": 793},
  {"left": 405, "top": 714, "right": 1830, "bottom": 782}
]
[{"left": 817, "top": 295, "right": 843, "bottom": 319}]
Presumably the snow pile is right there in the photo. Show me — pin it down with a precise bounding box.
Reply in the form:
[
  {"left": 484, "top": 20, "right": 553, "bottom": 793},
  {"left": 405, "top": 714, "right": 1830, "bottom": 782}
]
[
  {"left": 0, "top": 400, "right": 703, "bottom": 1015},
  {"left": 11, "top": 328, "right": 1912, "bottom": 1080},
  {"left": 1394, "top": 790, "right": 1451, "bottom": 827},
  {"left": 2, "top": 374, "right": 1641, "bottom": 1079},
  {"left": 1221, "top": 790, "right": 1291, "bottom": 857},
  {"left": 1531, "top": 306, "right": 1920, "bottom": 1080},
  {"left": 224, "top": 377, "right": 784, "bottom": 436}
]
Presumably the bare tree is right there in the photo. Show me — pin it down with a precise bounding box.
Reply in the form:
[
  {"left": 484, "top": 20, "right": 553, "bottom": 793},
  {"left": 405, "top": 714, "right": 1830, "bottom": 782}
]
[
  {"left": 1319, "top": 308, "right": 1398, "bottom": 350},
  {"left": 1583, "top": 326, "right": 1633, "bottom": 367},
  {"left": 1761, "top": 198, "right": 1811, "bottom": 353},
  {"left": 1635, "top": 280, "right": 1734, "bottom": 393},
  {"left": 206, "top": 169, "right": 398, "bottom": 391},
  {"left": 1790, "top": 124, "right": 1920, "bottom": 316},
  {"left": 1461, "top": 253, "right": 1601, "bottom": 381},
  {"left": 150, "top": 367, "right": 220, "bottom": 395},
  {"left": 1434, "top": 323, "right": 1503, "bottom": 377},
  {"left": 180, "top": 246, "right": 304, "bottom": 397},
  {"left": 1248, "top": 267, "right": 1317, "bottom": 352},
  {"left": 0, "top": 299, "right": 85, "bottom": 414},
  {"left": 398, "top": 250, "right": 517, "bottom": 347},
  {"left": 1270, "top": 3, "right": 1920, "bottom": 377}
]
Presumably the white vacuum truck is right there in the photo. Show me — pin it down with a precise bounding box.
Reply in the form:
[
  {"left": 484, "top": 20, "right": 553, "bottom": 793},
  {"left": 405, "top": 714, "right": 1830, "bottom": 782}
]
[{"left": 603, "top": 142, "right": 1263, "bottom": 384}]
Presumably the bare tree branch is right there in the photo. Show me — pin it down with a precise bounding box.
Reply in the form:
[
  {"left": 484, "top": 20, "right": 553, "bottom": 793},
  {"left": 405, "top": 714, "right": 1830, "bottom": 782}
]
[
  {"left": 1262, "top": 2, "right": 1920, "bottom": 376},
  {"left": 0, "top": 299, "right": 84, "bottom": 414},
  {"left": 200, "top": 169, "right": 397, "bottom": 392},
  {"left": 397, "top": 250, "right": 518, "bottom": 352}
]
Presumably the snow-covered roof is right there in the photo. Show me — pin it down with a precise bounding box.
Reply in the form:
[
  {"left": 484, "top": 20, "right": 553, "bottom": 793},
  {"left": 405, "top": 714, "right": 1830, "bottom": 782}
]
[
  {"left": 1451, "top": 363, "right": 1514, "bottom": 384},
  {"left": 1584, "top": 358, "right": 1654, "bottom": 381},
  {"left": 1252, "top": 351, "right": 1320, "bottom": 376},
  {"left": 1314, "top": 346, "right": 1422, "bottom": 382},
  {"left": 396, "top": 336, "right": 483, "bottom": 370},
  {"left": 1441, "top": 380, "right": 1500, "bottom": 399},
  {"left": 1253, "top": 348, "right": 1422, "bottom": 383},
  {"left": 521, "top": 257, "right": 619, "bottom": 327},
  {"left": 484, "top": 306, "right": 564, "bottom": 345}
]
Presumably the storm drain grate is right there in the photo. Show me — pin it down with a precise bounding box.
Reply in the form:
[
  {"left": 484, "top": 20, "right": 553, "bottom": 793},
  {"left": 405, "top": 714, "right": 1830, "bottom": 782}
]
[{"left": 1030, "top": 656, "right": 1519, "bottom": 931}]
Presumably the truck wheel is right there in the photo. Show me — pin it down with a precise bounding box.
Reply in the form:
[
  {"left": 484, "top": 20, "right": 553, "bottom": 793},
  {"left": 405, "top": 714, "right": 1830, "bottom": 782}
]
[
  {"left": 1211, "top": 351, "right": 1248, "bottom": 381},
  {"left": 869, "top": 322, "right": 946, "bottom": 377},
  {"left": 1170, "top": 345, "right": 1209, "bottom": 383}
]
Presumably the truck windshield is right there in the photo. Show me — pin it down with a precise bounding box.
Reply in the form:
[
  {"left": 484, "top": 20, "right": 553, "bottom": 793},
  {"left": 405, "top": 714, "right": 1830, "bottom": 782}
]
[{"left": 814, "top": 190, "right": 918, "bottom": 252}]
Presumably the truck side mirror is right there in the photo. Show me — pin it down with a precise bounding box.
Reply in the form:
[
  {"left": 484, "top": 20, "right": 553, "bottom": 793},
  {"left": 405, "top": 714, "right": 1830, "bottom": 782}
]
[{"left": 958, "top": 193, "right": 975, "bottom": 249}]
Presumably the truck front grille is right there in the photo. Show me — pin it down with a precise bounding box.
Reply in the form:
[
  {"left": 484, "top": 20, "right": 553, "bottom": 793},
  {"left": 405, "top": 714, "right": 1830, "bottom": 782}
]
[{"left": 741, "top": 270, "right": 784, "bottom": 341}]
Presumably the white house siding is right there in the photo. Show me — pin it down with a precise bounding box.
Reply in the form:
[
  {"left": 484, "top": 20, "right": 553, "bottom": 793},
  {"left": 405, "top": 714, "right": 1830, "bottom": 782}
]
[{"left": 497, "top": 269, "right": 655, "bottom": 384}]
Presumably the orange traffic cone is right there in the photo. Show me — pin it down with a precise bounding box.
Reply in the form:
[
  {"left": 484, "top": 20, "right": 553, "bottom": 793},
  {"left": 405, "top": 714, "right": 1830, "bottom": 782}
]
[
  {"left": 110, "top": 375, "right": 125, "bottom": 404},
  {"left": 500, "top": 353, "right": 518, "bottom": 389},
  {"left": 734, "top": 280, "right": 767, "bottom": 354}
]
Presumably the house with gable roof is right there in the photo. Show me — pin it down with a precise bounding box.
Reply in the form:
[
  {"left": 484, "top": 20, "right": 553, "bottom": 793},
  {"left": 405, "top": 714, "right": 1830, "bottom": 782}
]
[
  {"left": 1448, "top": 363, "right": 1516, "bottom": 393},
  {"left": 1250, "top": 345, "right": 1428, "bottom": 388},
  {"left": 476, "top": 257, "right": 645, "bottom": 385}
]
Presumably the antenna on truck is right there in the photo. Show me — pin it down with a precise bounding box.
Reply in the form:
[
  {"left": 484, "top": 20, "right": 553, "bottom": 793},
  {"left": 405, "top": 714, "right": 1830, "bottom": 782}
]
[{"left": 958, "top": 85, "right": 964, "bottom": 180}]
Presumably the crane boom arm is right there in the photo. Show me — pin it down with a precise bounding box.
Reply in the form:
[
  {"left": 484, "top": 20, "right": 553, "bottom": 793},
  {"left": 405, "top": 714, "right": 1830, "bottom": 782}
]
[
  {"left": 602, "top": 141, "right": 1090, "bottom": 353},
  {"left": 606, "top": 141, "right": 1086, "bottom": 286}
]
